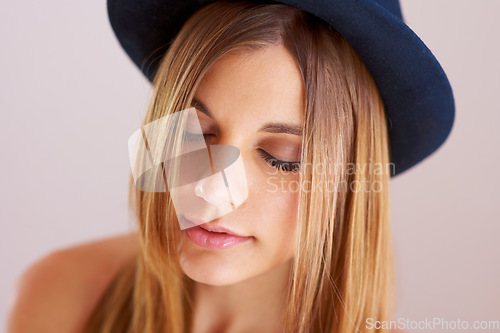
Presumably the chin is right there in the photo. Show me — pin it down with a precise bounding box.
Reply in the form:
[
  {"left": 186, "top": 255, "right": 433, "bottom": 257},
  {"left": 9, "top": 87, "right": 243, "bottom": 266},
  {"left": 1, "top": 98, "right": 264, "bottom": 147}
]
[
  {"left": 184, "top": 268, "right": 245, "bottom": 286},
  {"left": 179, "top": 252, "right": 254, "bottom": 286}
]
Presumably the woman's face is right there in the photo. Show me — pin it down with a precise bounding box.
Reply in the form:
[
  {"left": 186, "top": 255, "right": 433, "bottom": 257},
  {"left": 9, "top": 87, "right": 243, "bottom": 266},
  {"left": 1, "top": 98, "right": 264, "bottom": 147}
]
[{"left": 177, "top": 44, "right": 304, "bottom": 286}]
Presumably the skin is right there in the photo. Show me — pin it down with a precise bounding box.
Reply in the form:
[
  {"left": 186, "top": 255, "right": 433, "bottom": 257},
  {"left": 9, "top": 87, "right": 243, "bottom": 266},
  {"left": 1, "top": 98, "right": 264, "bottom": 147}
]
[
  {"left": 7, "top": 233, "right": 140, "bottom": 333},
  {"left": 178, "top": 43, "right": 305, "bottom": 333}
]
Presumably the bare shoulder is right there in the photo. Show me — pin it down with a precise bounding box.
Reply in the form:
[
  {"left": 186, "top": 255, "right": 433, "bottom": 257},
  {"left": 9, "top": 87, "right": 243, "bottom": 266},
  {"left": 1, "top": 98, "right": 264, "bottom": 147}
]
[{"left": 7, "top": 232, "right": 140, "bottom": 333}]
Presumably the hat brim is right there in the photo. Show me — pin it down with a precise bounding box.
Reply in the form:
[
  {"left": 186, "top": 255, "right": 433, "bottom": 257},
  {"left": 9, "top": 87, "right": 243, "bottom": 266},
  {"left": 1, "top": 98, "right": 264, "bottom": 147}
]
[{"left": 107, "top": 0, "right": 455, "bottom": 177}]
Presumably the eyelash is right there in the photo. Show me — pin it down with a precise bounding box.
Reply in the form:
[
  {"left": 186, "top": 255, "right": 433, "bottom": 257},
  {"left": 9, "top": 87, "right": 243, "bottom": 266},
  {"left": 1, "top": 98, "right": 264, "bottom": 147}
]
[
  {"left": 257, "top": 148, "right": 300, "bottom": 173},
  {"left": 183, "top": 131, "right": 300, "bottom": 173}
]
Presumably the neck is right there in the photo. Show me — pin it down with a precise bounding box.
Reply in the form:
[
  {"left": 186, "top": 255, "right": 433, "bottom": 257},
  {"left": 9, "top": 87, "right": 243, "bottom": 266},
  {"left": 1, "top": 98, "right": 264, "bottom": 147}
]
[{"left": 190, "top": 259, "right": 292, "bottom": 333}]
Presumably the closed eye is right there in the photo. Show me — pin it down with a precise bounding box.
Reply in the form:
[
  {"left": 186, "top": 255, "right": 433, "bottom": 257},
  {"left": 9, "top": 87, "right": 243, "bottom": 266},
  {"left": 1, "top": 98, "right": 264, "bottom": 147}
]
[
  {"left": 182, "top": 130, "right": 211, "bottom": 142},
  {"left": 256, "top": 148, "right": 300, "bottom": 173}
]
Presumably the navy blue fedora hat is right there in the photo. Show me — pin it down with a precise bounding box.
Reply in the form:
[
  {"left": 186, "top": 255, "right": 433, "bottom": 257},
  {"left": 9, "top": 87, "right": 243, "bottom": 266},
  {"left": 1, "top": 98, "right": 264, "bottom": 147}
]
[{"left": 107, "top": 0, "right": 455, "bottom": 177}]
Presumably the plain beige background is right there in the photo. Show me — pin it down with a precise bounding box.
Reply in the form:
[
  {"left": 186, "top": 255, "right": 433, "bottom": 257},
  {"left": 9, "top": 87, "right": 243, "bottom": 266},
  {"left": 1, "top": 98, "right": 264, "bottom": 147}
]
[{"left": 1, "top": 0, "right": 499, "bottom": 332}]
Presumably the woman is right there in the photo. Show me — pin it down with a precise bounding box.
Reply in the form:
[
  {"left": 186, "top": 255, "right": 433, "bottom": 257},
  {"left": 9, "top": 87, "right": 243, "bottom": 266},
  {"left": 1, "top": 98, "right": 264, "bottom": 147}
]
[{"left": 8, "top": 0, "right": 454, "bottom": 332}]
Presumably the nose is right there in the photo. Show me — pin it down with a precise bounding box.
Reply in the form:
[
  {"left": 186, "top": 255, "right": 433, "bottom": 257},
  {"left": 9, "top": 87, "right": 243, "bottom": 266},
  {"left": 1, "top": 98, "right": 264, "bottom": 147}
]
[{"left": 194, "top": 172, "right": 233, "bottom": 206}]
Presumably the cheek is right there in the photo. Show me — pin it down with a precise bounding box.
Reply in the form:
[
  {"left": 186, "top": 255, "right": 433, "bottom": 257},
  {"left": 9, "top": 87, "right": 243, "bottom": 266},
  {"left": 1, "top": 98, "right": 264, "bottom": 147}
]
[
  {"left": 250, "top": 171, "right": 300, "bottom": 258},
  {"left": 257, "top": 186, "right": 299, "bottom": 225}
]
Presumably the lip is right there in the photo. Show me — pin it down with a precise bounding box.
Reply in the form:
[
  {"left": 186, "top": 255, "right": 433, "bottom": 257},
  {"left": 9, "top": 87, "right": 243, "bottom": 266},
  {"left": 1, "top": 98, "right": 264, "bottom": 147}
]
[
  {"left": 198, "top": 223, "right": 247, "bottom": 237},
  {"left": 181, "top": 215, "right": 253, "bottom": 250}
]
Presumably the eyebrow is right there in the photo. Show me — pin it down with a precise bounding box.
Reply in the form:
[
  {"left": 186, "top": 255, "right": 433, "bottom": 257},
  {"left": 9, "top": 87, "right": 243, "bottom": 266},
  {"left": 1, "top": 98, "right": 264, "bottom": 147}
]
[
  {"left": 192, "top": 97, "right": 212, "bottom": 118},
  {"left": 259, "top": 123, "right": 303, "bottom": 136},
  {"left": 191, "top": 96, "right": 303, "bottom": 136}
]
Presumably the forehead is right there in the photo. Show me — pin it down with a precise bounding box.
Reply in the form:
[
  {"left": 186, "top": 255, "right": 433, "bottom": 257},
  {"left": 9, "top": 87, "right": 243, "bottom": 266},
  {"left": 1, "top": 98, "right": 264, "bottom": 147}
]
[{"left": 194, "top": 44, "right": 305, "bottom": 126}]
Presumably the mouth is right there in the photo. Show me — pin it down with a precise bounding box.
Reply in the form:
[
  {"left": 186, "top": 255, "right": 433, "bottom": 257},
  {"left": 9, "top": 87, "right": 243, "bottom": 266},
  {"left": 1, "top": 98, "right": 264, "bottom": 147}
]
[
  {"left": 198, "top": 223, "right": 248, "bottom": 237},
  {"left": 181, "top": 215, "right": 253, "bottom": 250}
]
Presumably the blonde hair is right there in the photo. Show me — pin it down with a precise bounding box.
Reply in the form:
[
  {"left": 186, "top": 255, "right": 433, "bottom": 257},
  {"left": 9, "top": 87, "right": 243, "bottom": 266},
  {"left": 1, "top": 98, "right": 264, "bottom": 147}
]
[{"left": 84, "top": 1, "right": 394, "bottom": 332}]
